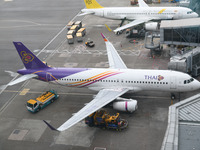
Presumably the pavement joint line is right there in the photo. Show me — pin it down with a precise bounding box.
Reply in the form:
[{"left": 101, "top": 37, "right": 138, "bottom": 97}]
[
  {"left": 0, "top": 10, "right": 83, "bottom": 114},
  {"left": 2, "top": 90, "right": 171, "bottom": 99}
]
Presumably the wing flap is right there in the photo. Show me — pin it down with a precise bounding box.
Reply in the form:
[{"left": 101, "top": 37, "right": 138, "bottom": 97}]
[{"left": 55, "top": 88, "right": 129, "bottom": 131}]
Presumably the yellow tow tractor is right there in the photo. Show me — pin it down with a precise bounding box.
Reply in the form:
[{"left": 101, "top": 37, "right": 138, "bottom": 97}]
[
  {"left": 26, "top": 90, "right": 59, "bottom": 113},
  {"left": 85, "top": 110, "right": 128, "bottom": 131}
]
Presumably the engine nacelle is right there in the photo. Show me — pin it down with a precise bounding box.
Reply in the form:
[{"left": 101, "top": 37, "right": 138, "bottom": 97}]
[
  {"left": 113, "top": 98, "right": 138, "bottom": 113},
  {"left": 145, "top": 22, "right": 159, "bottom": 31}
]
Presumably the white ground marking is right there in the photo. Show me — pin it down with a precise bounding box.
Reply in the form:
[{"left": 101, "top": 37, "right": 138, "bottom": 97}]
[{"left": 0, "top": 10, "right": 84, "bottom": 113}]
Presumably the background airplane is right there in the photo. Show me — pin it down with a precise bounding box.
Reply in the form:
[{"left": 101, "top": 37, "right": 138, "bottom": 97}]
[
  {"left": 80, "top": 0, "right": 198, "bottom": 32},
  {"left": 4, "top": 33, "right": 200, "bottom": 131}
]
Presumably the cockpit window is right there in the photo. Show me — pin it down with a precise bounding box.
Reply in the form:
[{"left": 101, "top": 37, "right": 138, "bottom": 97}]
[
  {"left": 184, "top": 78, "right": 194, "bottom": 84},
  {"left": 187, "top": 11, "right": 193, "bottom": 14}
]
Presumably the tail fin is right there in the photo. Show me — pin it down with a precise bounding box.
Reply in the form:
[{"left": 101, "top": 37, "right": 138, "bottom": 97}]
[
  {"left": 84, "top": 0, "right": 103, "bottom": 9},
  {"left": 13, "top": 42, "right": 50, "bottom": 69}
]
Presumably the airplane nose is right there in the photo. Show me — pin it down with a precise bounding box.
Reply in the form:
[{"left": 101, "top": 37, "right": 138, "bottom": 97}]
[
  {"left": 196, "top": 80, "right": 200, "bottom": 89},
  {"left": 194, "top": 13, "right": 199, "bottom": 17}
]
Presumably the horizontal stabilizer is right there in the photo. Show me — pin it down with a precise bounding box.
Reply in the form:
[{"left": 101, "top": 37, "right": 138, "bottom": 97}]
[
  {"left": 7, "top": 74, "right": 38, "bottom": 86},
  {"left": 43, "top": 120, "right": 58, "bottom": 131},
  {"left": 78, "top": 12, "right": 94, "bottom": 16}
]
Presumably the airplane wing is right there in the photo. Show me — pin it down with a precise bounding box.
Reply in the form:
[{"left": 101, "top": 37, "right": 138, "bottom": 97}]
[
  {"left": 7, "top": 74, "right": 38, "bottom": 86},
  {"left": 101, "top": 33, "right": 127, "bottom": 69},
  {"left": 113, "top": 18, "right": 151, "bottom": 32},
  {"left": 44, "top": 88, "right": 129, "bottom": 131},
  {"left": 138, "top": 0, "right": 149, "bottom": 7}
]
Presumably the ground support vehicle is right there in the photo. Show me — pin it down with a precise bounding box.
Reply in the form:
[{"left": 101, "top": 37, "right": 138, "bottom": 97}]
[
  {"left": 85, "top": 110, "right": 128, "bottom": 131},
  {"left": 85, "top": 40, "right": 95, "bottom": 47},
  {"left": 26, "top": 90, "right": 59, "bottom": 113}
]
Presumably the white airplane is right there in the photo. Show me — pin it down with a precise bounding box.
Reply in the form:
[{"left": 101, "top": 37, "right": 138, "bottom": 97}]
[
  {"left": 5, "top": 34, "right": 200, "bottom": 132},
  {"left": 80, "top": 0, "right": 199, "bottom": 32}
]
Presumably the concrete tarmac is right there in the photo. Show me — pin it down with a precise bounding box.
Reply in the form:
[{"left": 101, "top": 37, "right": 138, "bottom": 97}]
[{"left": 0, "top": 0, "right": 199, "bottom": 150}]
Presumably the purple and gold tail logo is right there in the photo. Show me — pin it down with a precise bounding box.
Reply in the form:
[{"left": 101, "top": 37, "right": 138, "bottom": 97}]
[
  {"left": 20, "top": 51, "right": 34, "bottom": 64},
  {"left": 158, "top": 75, "right": 164, "bottom": 81}
]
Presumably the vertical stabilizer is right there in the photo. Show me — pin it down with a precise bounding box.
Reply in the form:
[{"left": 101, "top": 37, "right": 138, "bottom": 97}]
[
  {"left": 84, "top": 0, "right": 103, "bottom": 9},
  {"left": 13, "top": 42, "right": 50, "bottom": 69}
]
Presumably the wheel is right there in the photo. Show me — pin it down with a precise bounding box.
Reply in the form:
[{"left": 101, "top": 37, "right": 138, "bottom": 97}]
[
  {"left": 171, "top": 93, "right": 175, "bottom": 100},
  {"left": 36, "top": 107, "right": 41, "bottom": 112},
  {"left": 51, "top": 99, "right": 54, "bottom": 103}
]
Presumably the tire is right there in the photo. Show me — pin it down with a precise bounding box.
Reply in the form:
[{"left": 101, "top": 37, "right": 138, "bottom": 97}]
[{"left": 36, "top": 107, "right": 41, "bottom": 112}]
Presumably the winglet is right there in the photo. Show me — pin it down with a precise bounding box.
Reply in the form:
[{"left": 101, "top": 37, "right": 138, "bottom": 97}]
[
  {"left": 43, "top": 120, "right": 58, "bottom": 131},
  {"left": 101, "top": 33, "right": 108, "bottom": 42}
]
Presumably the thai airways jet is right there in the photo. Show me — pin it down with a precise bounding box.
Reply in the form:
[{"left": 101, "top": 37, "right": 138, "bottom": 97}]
[
  {"left": 6, "top": 34, "right": 200, "bottom": 131},
  {"left": 80, "top": 0, "right": 199, "bottom": 32}
]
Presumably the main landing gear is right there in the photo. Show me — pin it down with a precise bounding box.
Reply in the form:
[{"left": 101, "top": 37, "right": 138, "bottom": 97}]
[{"left": 115, "top": 17, "right": 127, "bottom": 35}]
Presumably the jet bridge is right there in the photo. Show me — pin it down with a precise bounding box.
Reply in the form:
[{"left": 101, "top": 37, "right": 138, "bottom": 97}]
[
  {"left": 160, "top": 18, "right": 200, "bottom": 48},
  {"left": 144, "top": 31, "right": 162, "bottom": 57},
  {"left": 168, "top": 47, "right": 200, "bottom": 77}
]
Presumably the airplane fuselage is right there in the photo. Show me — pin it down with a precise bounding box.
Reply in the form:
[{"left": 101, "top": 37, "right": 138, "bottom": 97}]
[
  {"left": 82, "top": 7, "right": 198, "bottom": 20},
  {"left": 18, "top": 68, "right": 200, "bottom": 93}
]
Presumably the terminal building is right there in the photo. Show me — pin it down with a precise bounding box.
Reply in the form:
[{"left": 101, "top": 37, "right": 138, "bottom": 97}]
[
  {"left": 161, "top": 94, "right": 200, "bottom": 150},
  {"left": 160, "top": 17, "right": 200, "bottom": 150}
]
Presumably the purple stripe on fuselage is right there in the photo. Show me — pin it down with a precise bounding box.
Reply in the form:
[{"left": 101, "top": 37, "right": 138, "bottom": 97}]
[
  {"left": 125, "top": 101, "right": 128, "bottom": 112},
  {"left": 17, "top": 68, "right": 89, "bottom": 81},
  {"left": 81, "top": 72, "right": 122, "bottom": 87}
]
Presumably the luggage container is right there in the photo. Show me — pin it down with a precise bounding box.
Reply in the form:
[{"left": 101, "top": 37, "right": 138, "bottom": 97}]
[
  {"left": 67, "top": 30, "right": 75, "bottom": 37},
  {"left": 77, "top": 28, "right": 86, "bottom": 36},
  {"left": 67, "top": 35, "right": 74, "bottom": 44},
  {"left": 70, "top": 25, "right": 79, "bottom": 32},
  {"left": 76, "top": 33, "right": 83, "bottom": 42},
  {"left": 74, "top": 21, "right": 82, "bottom": 29},
  {"left": 66, "top": 21, "right": 74, "bottom": 30}
]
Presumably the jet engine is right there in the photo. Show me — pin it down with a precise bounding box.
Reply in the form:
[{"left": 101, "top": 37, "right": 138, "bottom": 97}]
[
  {"left": 144, "top": 22, "right": 159, "bottom": 31},
  {"left": 113, "top": 97, "right": 138, "bottom": 113}
]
